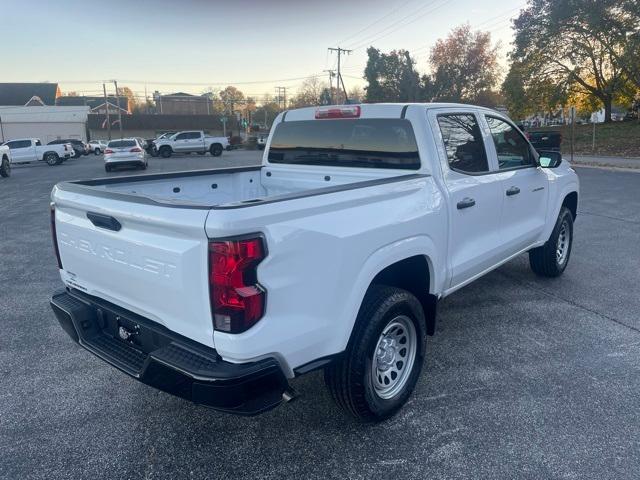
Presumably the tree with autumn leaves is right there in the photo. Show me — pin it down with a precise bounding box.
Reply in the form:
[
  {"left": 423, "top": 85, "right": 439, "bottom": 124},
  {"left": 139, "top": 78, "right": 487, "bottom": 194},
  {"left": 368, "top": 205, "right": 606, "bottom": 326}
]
[{"left": 364, "top": 24, "right": 503, "bottom": 107}]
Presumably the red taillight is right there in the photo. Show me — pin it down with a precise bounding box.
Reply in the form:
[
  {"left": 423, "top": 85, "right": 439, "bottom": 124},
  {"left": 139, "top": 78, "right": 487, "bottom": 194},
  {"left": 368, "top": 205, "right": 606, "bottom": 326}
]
[
  {"left": 104, "top": 148, "right": 113, "bottom": 154},
  {"left": 50, "top": 203, "right": 63, "bottom": 269},
  {"left": 315, "top": 105, "right": 361, "bottom": 119},
  {"left": 130, "top": 147, "right": 142, "bottom": 152},
  {"left": 209, "top": 237, "right": 266, "bottom": 333}
]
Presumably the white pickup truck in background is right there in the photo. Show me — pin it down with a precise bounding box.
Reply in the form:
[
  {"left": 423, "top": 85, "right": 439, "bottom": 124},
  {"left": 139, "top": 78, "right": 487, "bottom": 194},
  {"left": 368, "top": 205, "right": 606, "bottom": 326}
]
[
  {"left": 3, "top": 138, "right": 73, "bottom": 166},
  {"left": 153, "top": 130, "right": 229, "bottom": 158},
  {"left": 0, "top": 144, "right": 10, "bottom": 178},
  {"left": 50, "top": 103, "right": 578, "bottom": 421}
]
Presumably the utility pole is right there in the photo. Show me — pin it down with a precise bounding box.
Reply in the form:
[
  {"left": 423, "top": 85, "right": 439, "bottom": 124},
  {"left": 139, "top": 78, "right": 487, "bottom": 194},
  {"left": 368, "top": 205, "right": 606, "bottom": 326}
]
[
  {"left": 328, "top": 47, "right": 352, "bottom": 104},
  {"left": 0, "top": 115, "right": 5, "bottom": 143},
  {"left": 323, "top": 69, "right": 336, "bottom": 105},
  {"left": 103, "top": 83, "right": 112, "bottom": 141},
  {"left": 113, "top": 80, "right": 124, "bottom": 139},
  {"left": 275, "top": 87, "right": 287, "bottom": 111}
]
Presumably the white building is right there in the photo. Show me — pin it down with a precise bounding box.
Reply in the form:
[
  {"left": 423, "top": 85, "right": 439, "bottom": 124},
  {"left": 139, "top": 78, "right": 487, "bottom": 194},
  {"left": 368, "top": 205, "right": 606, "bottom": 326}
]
[{"left": 0, "top": 106, "right": 90, "bottom": 144}]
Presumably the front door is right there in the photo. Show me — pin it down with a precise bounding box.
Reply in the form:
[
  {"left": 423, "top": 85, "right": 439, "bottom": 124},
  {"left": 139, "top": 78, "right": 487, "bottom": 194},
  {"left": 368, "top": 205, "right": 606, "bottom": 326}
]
[
  {"left": 482, "top": 115, "right": 549, "bottom": 255},
  {"left": 431, "top": 111, "right": 504, "bottom": 288}
]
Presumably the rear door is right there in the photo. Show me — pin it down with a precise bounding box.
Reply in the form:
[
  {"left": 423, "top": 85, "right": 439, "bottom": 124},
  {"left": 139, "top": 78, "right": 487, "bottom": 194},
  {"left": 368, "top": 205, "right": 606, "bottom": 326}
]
[
  {"left": 185, "top": 131, "right": 204, "bottom": 152},
  {"left": 482, "top": 115, "right": 549, "bottom": 255},
  {"left": 429, "top": 109, "right": 503, "bottom": 288},
  {"left": 53, "top": 189, "right": 214, "bottom": 347}
]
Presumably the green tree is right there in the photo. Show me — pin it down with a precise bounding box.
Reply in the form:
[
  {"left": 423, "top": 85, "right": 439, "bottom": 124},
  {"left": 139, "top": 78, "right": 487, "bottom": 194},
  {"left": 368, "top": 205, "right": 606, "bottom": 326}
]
[
  {"left": 509, "top": 0, "right": 634, "bottom": 122},
  {"left": 364, "top": 48, "right": 421, "bottom": 102},
  {"left": 427, "top": 24, "right": 500, "bottom": 103}
]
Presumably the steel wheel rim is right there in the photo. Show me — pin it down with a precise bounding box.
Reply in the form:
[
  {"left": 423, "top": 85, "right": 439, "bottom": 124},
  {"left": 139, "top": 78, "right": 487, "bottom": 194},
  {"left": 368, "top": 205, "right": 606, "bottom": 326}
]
[
  {"left": 371, "top": 315, "right": 417, "bottom": 400},
  {"left": 556, "top": 219, "right": 570, "bottom": 265}
]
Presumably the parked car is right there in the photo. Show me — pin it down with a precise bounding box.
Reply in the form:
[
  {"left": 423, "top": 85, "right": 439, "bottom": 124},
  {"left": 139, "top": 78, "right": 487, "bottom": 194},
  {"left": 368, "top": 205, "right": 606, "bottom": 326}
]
[
  {"left": 49, "top": 103, "right": 579, "bottom": 421},
  {"left": 104, "top": 138, "right": 148, "bottom": 172},
  {"left": 4, "top": 138, "right": 72, "bottom": 166},
  {"left": 153, "top": 130, "right": 229, "bottom": 157},
  {"left": 48, "top": 139, "right": 89, "bottom": 158},
  {"left": 525, "top": 130, "right": 563, "bottom": 152},
  {"left": 0, "top": 144, "right": 11, "bottom": 178},
  {"left": 257, "top": 133, "right": 267, "bottom": 150},
  {"left": 88, "top": 140, "right": 108, "bottom": 155}
]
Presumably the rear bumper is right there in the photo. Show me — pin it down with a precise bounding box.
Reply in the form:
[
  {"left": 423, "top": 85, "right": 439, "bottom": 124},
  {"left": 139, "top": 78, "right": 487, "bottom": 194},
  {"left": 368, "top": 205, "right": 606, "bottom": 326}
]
[{"left": 50, "top": 289, "right": 289, "bottom": 415}]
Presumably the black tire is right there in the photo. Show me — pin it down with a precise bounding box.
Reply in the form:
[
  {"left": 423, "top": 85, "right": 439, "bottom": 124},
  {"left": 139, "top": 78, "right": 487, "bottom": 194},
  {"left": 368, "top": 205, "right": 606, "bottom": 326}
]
[
  {"left": 45, "top": 153, "right": 60, "bottom": 166},
  {"left": 94, "top": 148, "right": 101, "bottom": 155},
  {"left": 0, "top": 157, "right": 10, "bottom": 177},
  {"left": 73, "top": 150, "right": 82, "bottom": 159},
  {"left": 105, "top": 165, "right": 111, "bottom": 173},
  {"left": 159, "top": 146, "right": 172, "bottom": 158},
  {"left": 210, "top": 143, "right": 223, "bottom": 156},
  {"left": 529, "top": 206, "right": 574, "bottom": 277},
  {"left": 324, "top": 285, "right": 426, "bottom": 422}
]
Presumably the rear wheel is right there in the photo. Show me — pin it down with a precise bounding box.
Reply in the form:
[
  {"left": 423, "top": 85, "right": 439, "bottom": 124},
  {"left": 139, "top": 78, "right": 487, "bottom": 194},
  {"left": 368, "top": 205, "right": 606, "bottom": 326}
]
[
  {"left": 529, "top": 206, "right": 574, "bottom": 277},
  {"left": 0, "top": 157, "right": 10, "bottom": 177},
  {"left": 324, "top": 286, "right": 426, "bottom": 422},
  {"left": 94, "top": 148, "right": 101, "bottom": 155},
  {"left": 45, "top": 153, "right": 60, "bottom": 166},
  {"left": 159, "top": 146, "right": 172, "bottom": 158},
  {"left": 210, "top": 143, "right": 223, "bottom": 156}
]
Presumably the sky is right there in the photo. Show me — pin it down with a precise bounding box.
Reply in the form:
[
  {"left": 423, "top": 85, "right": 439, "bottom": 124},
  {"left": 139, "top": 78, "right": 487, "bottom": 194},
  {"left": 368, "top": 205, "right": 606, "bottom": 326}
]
[{"left": 2, "top": 0, "right": 525, "bottom": 102}]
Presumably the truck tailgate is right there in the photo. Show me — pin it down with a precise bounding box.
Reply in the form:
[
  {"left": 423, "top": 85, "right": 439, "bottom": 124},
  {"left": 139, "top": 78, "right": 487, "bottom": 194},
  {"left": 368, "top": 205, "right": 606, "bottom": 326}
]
[{"left": 52, "top": 187, "right": 214, "bottom": 348}]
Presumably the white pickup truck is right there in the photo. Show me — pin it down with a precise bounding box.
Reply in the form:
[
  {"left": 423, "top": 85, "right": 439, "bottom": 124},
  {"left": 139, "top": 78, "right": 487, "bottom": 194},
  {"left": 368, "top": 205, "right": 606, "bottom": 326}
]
[
  {"left": 3, "top": 138, "right": 73, "bottom": 166},
  {"left": 49, "top": 104, "right": 579, "bottom": 421},
  {"left": 153, "top": 130, "right": 229, "bottom": 158},
  {"left": 0, "top": 144, "right": 10, "bottom": 178}
]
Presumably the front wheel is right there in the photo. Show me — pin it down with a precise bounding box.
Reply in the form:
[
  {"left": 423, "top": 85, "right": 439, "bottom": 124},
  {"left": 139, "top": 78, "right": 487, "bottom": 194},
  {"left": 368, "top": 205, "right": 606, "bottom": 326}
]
[
  {"left": 529, "top": 206, "right": 574, "bottom": 277},
  {"left": 210, "top": 143, "right": 223, "bottom": 156},
  {"left": 45, "top": 153, "right": 60, "bottom": 166},
  {"left": 324, "top": 286, "right": 426, "bottom": 422},
  {"left": 0, "top": 157, "right": 10, "bottom": 177},
  {"left": 94, "top": 148, "right": 101, "bottom": 155},
  {"left": 159, "top": 147, "right": 172, "bottom": 158}
]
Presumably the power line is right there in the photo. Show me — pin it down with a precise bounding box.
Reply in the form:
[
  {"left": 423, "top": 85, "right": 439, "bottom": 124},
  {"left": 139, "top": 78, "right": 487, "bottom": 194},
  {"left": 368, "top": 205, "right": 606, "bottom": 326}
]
[
  {"left": 337, "top": 0, "right": 418, "bottom": 45},
  {"left": 346, "top": 0, "right": 447, "bottom": 51}
]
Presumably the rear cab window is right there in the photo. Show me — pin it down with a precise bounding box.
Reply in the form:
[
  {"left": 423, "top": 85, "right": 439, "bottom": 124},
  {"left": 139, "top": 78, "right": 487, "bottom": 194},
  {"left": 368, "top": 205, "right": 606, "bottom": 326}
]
[
  {"left": 267, "top": 118, "right": 420, "bottom": 170},
  {"left": 108, "top": 140, "right": 136, "bottom": 148}
]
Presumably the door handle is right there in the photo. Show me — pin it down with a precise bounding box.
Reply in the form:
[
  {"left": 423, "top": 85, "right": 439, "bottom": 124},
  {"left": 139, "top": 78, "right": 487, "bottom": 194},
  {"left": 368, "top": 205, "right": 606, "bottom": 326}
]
[
  {"left": 87, "top": 212, "right": 122, "bottom": 231},
  {"left": 457, "top": 197, "right": 476, "bottom": 209},
  {"left": 506, "top": 186, "right": 521, "bottom": 196}
]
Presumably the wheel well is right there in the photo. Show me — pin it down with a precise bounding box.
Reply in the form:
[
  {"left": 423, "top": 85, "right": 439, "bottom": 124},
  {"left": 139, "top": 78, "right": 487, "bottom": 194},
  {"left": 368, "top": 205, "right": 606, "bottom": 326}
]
[
  {"left": 159, "top": 145, "right": 171, "bottom": 150},
  {"left": 563, "top": 191, "right": 578, "bottom": 219},
  {"left": 370, "top": 255, "right": 437, "bottom": 335},
  {"left": 43, "top": 151, "right": 58, "bottom": 157},
  {"left": 211, "top": 143, "right": 222, "bottom": 149}
]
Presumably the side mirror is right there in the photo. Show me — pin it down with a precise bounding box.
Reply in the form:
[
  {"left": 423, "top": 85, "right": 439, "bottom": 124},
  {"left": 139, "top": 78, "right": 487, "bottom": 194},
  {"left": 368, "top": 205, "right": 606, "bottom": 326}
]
[{"left": 537, "top": 150, "right": 563, "bottom": 168}]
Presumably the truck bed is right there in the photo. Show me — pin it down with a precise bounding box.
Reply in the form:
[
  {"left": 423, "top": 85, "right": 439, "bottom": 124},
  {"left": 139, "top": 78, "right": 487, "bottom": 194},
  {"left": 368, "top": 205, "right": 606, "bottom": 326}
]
[{"left": 57, "top": 165, "right": 417, "bottom": 209}]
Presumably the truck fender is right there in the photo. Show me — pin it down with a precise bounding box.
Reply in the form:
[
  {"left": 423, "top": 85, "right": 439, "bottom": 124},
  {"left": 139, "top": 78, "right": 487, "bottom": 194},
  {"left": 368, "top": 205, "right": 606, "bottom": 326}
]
[
  {"left": 335, "top": 235, "right": 443, "bottom": 354},
  {"left": 540, "top": 181, "right": 579, "bottom": 243}
]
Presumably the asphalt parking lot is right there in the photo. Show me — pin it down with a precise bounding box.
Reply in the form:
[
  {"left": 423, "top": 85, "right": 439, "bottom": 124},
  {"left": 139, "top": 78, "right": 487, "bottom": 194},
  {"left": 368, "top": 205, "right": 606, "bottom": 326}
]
[{"left": 1, "top": 152, "right": 639, "bottom": 479}]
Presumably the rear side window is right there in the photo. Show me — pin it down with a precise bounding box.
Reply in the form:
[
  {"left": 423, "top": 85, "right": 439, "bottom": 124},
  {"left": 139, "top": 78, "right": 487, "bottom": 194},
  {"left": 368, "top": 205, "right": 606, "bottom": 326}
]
[
  {"left": 108, "top": 140, "right": 136, "bottom": 148},
  {"left": 437, "top": 114, "right": 489, "bottom": 174},
  {"left": 268, "top": 119, "right": 420, "bottom": 170}
]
